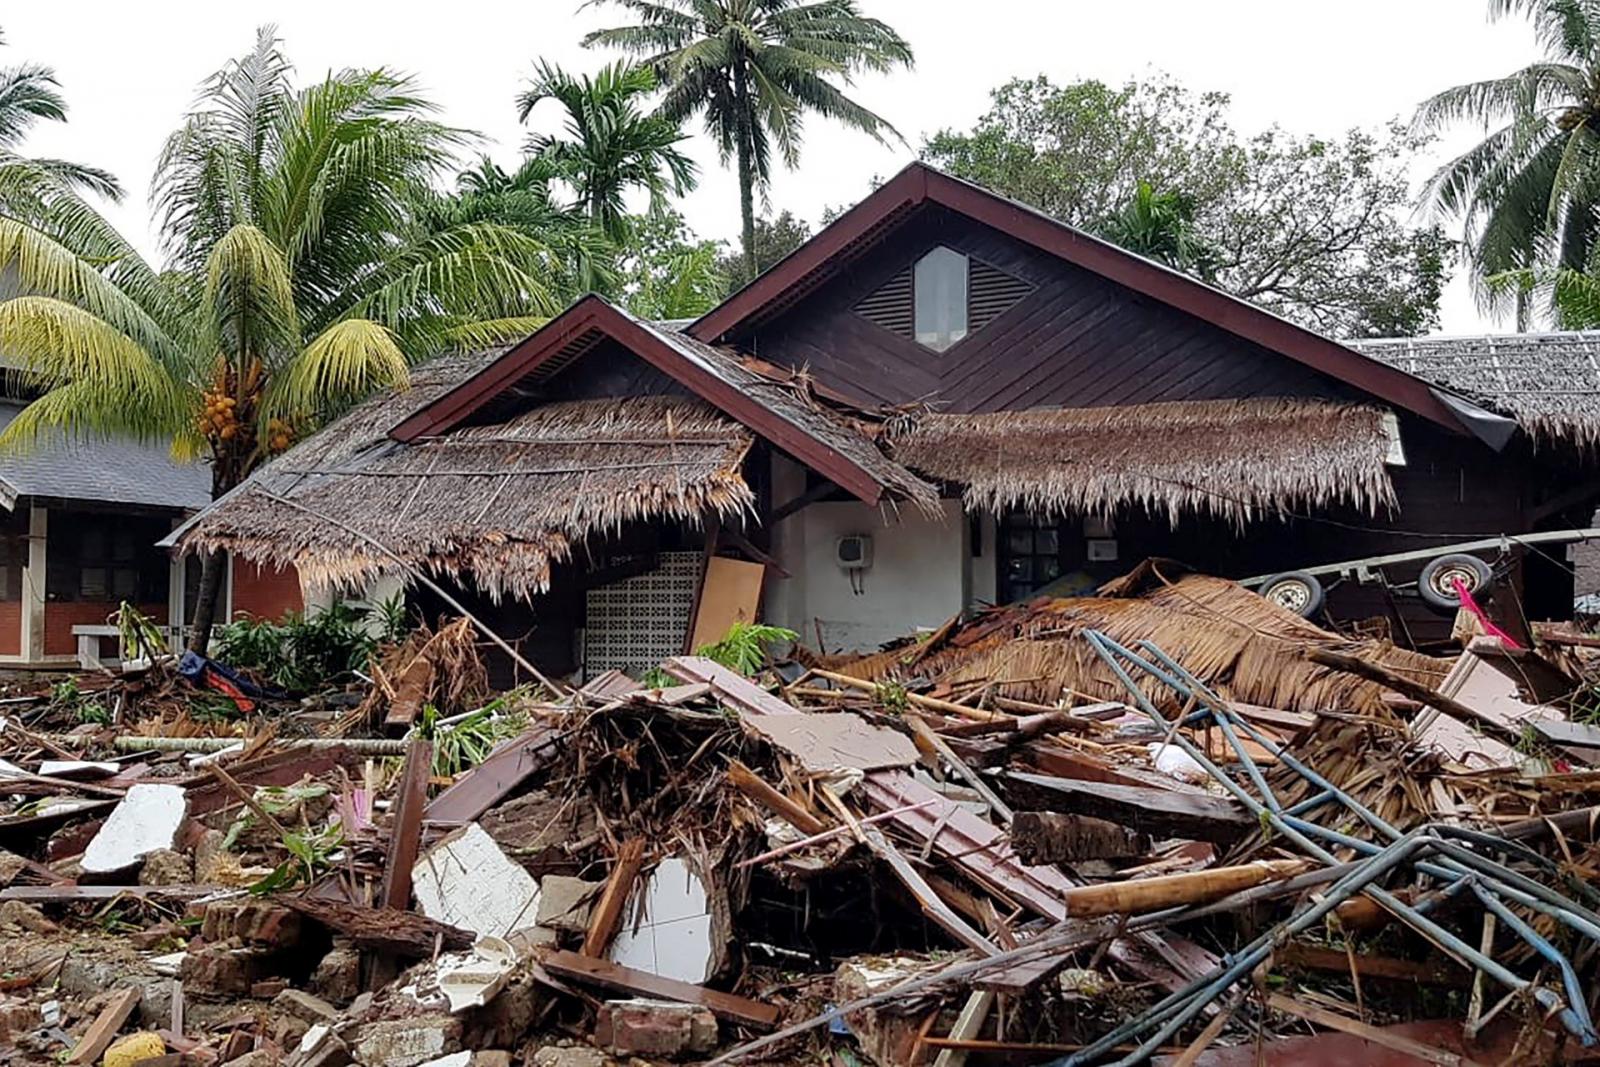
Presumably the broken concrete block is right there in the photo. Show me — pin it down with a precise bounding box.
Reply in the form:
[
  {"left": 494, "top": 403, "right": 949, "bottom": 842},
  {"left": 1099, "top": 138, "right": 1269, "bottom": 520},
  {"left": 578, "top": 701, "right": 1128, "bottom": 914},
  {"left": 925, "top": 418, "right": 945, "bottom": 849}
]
[
  {"left": 535, "top": 875, "right": 600, "bottom": 934},
  {"left": 311, "top": 941, "right": 362, "bottom": 1004},
  {"left": 594, "top": 998, "right": 717, "bottom": 1058},
  {"left": 137, "top": 847, "right": 194, "bottom": 886},
  {"left": 221, "top": 1051, "right": 281, "bottom": 1067},
  {"left": 201, "top": 900, "right": 302, "bottom": 948},
  {"left": 351, "top": 1014, "right": 462, "bottom": 1067},
  {"left": 272, "top": 988, "right": 337, "bottom": 1024},
  {"left": 82, "top": 783, "right": 187, "bottom": 874},
  {"left": 469, "top": 1053, "right": 512, "bottom": 1067},
  {"left": 608, "top": 856, "right": 717, "bottom": 984},
  {"left": 529, "top": 1048, "right": 607, "bottom": 1067},
  {"left": 411, "top": 824, "right": 540, "bottom": 939}
]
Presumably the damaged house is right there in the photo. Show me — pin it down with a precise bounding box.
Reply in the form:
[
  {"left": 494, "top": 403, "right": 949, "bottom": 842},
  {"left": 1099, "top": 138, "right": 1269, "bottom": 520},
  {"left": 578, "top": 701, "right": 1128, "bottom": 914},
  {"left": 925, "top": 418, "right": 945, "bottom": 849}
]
[{"left": 167, "top": 163, "right": 1600, "bottom": 678}]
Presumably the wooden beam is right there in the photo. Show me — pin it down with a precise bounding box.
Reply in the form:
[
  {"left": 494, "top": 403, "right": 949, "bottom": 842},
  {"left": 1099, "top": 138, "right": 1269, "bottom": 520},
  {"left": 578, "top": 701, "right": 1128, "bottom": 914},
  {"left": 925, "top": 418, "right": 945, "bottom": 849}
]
[
  {"left": 1060, "top": 860, "right": 1310, "bottom": 918},
  {"left": 726, "top": 760, "right": 827, "bottom": 835},
  {"left": 770, "top": 479, "right": 841, "bottom": 523},
  {"left": 423, "top": 725, "right": 563, "bottom": 828},
  {"left": 542, "top": 948, "right": 781, "bottom": 1029}
]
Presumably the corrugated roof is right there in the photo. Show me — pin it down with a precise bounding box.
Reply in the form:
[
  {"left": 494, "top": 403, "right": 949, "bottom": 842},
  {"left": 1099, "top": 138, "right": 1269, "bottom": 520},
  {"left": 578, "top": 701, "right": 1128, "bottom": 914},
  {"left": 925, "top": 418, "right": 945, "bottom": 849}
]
[
  {"left": 1349, "top": 332, "right": 1600, "bottom": 447},
  {"left": 0, "top": 402, "right": 211, "bottom": 511}
]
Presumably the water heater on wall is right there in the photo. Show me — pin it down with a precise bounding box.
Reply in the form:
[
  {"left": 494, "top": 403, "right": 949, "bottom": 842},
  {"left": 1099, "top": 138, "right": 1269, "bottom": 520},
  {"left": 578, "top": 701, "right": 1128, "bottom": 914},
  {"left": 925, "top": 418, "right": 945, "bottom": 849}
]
[{"left": 836, "top": 534, "right": 873, "bottom": 570}]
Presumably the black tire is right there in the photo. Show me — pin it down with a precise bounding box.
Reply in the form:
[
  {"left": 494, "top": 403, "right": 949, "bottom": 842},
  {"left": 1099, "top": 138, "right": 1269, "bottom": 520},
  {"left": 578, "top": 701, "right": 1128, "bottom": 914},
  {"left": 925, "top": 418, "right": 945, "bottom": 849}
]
[
  {"left": 1418, "top": 553, "right": 1494, "bottom": 613},
  {"left": 1258, "top": 571, "right": 1325, "bottom": 618}
]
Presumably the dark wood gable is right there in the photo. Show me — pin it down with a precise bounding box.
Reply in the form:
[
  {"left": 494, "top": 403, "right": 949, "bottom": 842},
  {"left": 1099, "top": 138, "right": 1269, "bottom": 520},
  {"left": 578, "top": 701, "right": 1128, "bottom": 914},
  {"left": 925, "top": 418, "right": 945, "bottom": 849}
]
[{"left": 738, "top": 203, "right": 1362, "bottom": 413}]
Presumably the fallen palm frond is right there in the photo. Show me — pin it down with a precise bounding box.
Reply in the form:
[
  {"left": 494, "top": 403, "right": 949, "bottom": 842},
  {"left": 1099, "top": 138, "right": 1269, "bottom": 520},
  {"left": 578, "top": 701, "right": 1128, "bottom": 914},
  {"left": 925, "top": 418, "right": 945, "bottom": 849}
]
[{"left": 887, "top": 398, "right": 1396, "bottom": 527}]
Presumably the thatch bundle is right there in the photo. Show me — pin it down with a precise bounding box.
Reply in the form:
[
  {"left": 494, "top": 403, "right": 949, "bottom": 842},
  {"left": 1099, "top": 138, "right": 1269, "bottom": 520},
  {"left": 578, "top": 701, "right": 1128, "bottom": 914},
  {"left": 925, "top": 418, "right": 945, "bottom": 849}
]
[
  {"left": 177, "top": 377, "right": 755, "bottom": 599},
  {"left": 1352, "top": 332, "right": 1600, "bottom": 450},
  {"left": 835, "top": 565, "right": 1449, "bottom": 716},
  {"left": 886, "top": 399, "right": 1396, "bottom": 527}
]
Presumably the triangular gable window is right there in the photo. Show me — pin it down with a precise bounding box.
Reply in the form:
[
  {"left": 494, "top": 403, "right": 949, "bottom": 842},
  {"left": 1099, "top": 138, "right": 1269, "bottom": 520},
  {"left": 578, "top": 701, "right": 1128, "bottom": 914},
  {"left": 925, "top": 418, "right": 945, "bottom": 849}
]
[{"left": 854, "top": 246, "right": 1033, "bottom": 351}]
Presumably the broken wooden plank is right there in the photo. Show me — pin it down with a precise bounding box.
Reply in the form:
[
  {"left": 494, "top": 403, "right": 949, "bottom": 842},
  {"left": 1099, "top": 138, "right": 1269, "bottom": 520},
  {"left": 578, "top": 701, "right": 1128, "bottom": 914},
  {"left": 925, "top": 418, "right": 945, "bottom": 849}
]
[
  {"left": 1000, "top": 771, "right": 1255, "bottom": 844},
  {"left": 1062, "top": 860, "right": 1310, "bottom": 918},
  {"left": 379, "top": 738, "right": 432, "bottom": 911},
  {"left": 542, "top": 948, "right": 781, "bottom": 1029},
  {"left": 583, "top": 837, "right": 646, "bottom": 958},
  {"left": 908, "top": 716, "right": 1013, "bottom": 823},
  {"left": 864, "top": 829, "right": 998, "bottom": 956},
  {"left": 1278, "top": 943, "right": 1469, "bottom": 986},
  {"left": 182, "top": 745, "right": 361, "bottom": 817},
  {"left": 1011, "top": 811, "right": 1153, "bottom": 864},
  {"left": 423, "top": 723, "right": 563, "bottom": 827},
  {"left": 64, "top": 985, "right": 141, "bottom": 1064}
]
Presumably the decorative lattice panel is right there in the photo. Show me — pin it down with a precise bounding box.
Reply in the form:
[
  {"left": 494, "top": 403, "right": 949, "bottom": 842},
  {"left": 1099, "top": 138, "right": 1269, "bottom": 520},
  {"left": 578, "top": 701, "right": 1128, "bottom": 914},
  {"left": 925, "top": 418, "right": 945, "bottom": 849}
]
[{"left": 582, "top": 551, "right": 700, "bottom": 678}]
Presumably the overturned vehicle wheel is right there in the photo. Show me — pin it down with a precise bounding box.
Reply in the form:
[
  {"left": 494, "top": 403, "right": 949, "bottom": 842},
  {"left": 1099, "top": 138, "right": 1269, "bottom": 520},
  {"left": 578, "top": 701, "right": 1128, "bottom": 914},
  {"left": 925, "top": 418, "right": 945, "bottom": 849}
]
[
  {"left": 1418, "top": 552, "right": 1494, "bottom": 613},
  {"left": 1258, "top": 571, "right": 1325, "bottom": 618}
]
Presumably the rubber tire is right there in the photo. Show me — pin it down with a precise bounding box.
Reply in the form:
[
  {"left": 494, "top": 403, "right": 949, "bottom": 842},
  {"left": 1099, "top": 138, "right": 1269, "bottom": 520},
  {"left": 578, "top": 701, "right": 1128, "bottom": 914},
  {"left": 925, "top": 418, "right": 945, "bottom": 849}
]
[
  {"left": 1258, "top": 571, "right": 1326, "bottom": 618},
  {"left": 1418, "top": 553, "right": 1494, "bottom": 613}
]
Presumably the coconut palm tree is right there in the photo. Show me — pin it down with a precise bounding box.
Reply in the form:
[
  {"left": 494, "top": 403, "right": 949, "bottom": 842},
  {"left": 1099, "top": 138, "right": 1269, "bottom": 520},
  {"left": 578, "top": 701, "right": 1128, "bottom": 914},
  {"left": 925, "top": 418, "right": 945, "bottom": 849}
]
[
  {"left": 516, "top": 60, "right": 696, "bottom": 241},
  {"left": 0, "top": 28, "right": 566, "bottom": 650},
  {"left": 1099, "top": 181, "right": 1218, "bottom": 279},
  {"left": 1415, "top": 0, "right": 1600, "bottom": 324},
  {"left": 582, "top": 0, "right": 913, "bottom": 275}
]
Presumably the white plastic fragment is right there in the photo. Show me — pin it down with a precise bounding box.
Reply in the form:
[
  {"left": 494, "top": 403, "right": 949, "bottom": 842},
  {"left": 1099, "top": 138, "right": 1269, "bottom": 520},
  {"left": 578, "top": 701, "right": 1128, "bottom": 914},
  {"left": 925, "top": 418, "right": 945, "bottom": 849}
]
[
  {"left": 82, "top": 783, "right": 187, "bottom": 873},
  {"left": 1148, "top": 742, "right": 1209, "bottom": 785}
]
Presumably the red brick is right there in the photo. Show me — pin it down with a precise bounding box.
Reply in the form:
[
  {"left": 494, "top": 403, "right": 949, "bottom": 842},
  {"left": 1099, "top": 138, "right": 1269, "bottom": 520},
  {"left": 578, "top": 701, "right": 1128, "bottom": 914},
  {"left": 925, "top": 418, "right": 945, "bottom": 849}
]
[{"left": 594, "top": 999, "right": 717, "bottom": 1059}]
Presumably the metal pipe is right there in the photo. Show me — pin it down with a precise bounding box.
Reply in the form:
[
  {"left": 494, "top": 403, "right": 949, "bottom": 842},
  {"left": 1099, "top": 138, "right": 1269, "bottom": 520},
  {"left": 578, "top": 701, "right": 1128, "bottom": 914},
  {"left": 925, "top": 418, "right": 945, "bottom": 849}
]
[
  {"left": 43, "top": 734, "right": 414, "bottom": 755},
  {"left": 1471, "top": 882, "right": 1595, "bottom": 1041}
]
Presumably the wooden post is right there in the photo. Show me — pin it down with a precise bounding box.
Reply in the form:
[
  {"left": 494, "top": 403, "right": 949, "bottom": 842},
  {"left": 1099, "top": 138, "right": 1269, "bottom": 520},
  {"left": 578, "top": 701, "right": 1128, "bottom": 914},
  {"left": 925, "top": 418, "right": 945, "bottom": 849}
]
[{"left": 378, "top": 739, "right": 432, "bottom": 911}]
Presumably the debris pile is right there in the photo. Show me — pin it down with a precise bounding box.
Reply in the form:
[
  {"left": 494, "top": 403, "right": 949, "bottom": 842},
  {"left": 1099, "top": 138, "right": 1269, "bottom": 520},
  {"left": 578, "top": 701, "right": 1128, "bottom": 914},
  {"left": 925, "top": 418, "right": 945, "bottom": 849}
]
[{"left": 3, "top": 570, "right": 1600, "bottom": 1065}]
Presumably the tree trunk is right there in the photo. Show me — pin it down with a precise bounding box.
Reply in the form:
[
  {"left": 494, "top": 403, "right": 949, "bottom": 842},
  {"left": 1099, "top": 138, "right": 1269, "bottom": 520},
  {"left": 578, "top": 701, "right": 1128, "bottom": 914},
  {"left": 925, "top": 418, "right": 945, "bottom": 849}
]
[
  {"left": 733, "top": 64, "right": 757, "bottom": 278},
  {"left": 186, "top": 549, "right": 227, "bottom": 654}
]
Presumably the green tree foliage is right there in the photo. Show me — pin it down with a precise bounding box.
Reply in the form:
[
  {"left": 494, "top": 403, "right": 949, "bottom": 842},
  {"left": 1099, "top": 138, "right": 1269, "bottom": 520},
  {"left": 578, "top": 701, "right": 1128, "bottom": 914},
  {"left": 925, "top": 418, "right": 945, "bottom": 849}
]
[
  {"left": 715, "top": 208, "right": 811, "bottom": 292},
  {"left": 618, "top": 208, "right": 725, "bottom": 320},
  {"left": 0, "top": 27, "right": 567, "bottom": 649},
  {"left": 516, "top": 59, "right": 697, "bottom": 241},
  {"left": 1415, "top": 0, "right": 1600, "bottom": 325},
  {"left": 924, "top": 75, "right": 1451, "bottom": 338},
  {"left": 583, "top": 0, "right": 912, "bottom": 276}
]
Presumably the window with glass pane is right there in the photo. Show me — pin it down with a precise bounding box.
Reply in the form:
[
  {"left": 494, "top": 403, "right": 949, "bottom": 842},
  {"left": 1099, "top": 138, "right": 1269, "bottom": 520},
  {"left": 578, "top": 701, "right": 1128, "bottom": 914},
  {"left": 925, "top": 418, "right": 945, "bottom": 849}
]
[
  {"left": 913, "top": 246, "right": 968, "bottom": 351},
  {"left": 1000, "top": 511, "right": 1065, "bottom": 602}
]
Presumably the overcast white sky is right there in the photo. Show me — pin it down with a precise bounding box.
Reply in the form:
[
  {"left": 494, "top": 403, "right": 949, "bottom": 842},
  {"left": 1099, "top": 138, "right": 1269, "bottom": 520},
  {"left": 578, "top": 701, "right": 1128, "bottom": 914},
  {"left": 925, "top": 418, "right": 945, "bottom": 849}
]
[{"left": 5, "top": 1, "right": 1540, "bottom": 335}]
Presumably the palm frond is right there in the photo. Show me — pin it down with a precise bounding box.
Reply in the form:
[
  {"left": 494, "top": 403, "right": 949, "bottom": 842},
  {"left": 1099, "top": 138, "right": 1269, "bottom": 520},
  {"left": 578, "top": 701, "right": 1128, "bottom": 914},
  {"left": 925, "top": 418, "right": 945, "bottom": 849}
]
[
  {"left": 203, "top": 223, "right": 299, "bottom": 368},
  {"left": 265, "top": 317, "right": 408, "bottom": 422}
]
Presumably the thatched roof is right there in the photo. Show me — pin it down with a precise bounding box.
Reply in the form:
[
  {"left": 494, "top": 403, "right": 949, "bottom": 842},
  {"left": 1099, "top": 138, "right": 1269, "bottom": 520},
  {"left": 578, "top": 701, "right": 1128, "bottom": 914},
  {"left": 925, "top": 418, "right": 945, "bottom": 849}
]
[
  {"left": 1350, "top": 332, "right": 1600, "bottom": 448},
  {"left": 833, "top": 563, "right": 1449, "bottom": 716},
  {"left": 886, "top": 398, "right": 1396, "bottom": 526},
  {"left": 171, "top": 361, "right": 755, "bottom": 597}
]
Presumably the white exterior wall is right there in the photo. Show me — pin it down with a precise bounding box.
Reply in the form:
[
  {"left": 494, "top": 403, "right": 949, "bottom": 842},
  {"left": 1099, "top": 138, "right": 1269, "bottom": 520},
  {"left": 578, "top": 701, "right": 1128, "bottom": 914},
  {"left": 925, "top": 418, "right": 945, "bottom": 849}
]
[{"left": 767, "top": 455, "right": 971, "bottom": 654}]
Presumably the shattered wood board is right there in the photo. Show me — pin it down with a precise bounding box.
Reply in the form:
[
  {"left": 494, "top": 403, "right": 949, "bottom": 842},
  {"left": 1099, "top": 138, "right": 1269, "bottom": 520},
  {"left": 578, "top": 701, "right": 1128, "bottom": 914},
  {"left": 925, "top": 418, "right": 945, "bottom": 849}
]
[
  {"left": 81, "top": 783, "right": 187, "bottom": 874},
  {"left": 411, "top": 823, "right": 541, "bottom": 938},
  {"left": 738, "top": 711, "right": 918, "bottom": 772},
  {"left": 1418, "top": 650, "right": 1562, "bottom": 771},
  {"left": 423, "top": 724, "right": 564, "bottom": 828},
  {"left": 861, "top": 770, "right": 1077, "bottom": 923},
  {"left": 609, "top": 856, "right": 719, "bottom": 985},
  {"left": 585, "top": 551, "right": 700, "bottom": 677}
]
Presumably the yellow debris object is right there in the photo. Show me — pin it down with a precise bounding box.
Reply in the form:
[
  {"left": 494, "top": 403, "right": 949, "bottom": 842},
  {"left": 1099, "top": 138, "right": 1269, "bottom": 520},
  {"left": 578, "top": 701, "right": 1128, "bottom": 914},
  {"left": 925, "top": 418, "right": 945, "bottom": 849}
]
[{"left": 102, "top": 1030, "right": 166, "bottom": 1067}]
